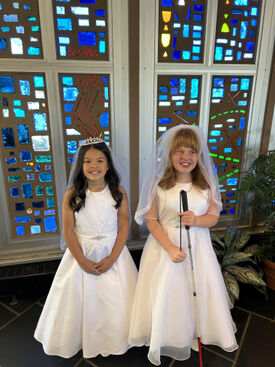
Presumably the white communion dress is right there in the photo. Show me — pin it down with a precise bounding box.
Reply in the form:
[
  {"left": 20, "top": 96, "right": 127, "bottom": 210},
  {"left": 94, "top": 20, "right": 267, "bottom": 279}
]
[
  {"left": 34, "top": 185, "right": 137, "bottom": 358},
  {"left": 128, "top": 182, "right": 238, "bottom": 365}
]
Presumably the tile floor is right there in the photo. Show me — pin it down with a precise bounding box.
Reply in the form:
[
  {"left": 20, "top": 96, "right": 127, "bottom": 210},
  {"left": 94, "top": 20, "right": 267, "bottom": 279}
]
[{"left": 0, "top": 252, "right": 274, "bottom": 367}]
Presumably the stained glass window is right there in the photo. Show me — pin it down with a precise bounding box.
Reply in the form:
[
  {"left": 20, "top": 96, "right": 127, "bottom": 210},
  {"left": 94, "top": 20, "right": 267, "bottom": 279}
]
[
  {"left": 156, "top": 75, "right": 201, "bottom": 139},
  {"left": 208, "top": 75, "right": 253, "bottom": 216},
  {"left": 53, "top": 0, "right": 109, "bottom": 60},
  {"left": 0, "top": 72, "right": 58, "bottom": 238},
  {"left": 0, "top": 0, "right": 43, "bottom": 58},
  {"left": 59, "top": 73, "right": 111, "bottom": 176},
  {"left": 214, "top": 0, "right": 262, "bottom": 63},
  {"left": 158, "top": 0, "right": 207, "bottom": 63}
]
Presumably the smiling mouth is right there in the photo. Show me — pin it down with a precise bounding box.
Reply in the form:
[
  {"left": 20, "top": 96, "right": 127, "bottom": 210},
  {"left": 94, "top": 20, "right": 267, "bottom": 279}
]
[{"left": 180, "top": 162, "right": 191, "bottom": 167}]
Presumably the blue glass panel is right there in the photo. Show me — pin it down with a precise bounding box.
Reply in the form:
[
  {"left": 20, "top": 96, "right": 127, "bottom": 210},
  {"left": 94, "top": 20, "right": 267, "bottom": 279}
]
[
  {"left": 100, "top": 112, "right": 109, "bottom": 127},
  {"left": 231, "top": 19, "right": 238, "bottom": 24},
  {"left": 28, "top": 47, "right": 40, "bottom": 55},
  {"left": 231, "top": 83, "right": 238, "bottom": 91},
  {"left": 16, "top": 225, "right": 25, "bottom": 235},
  {"left": 35, "top": 218, "right": 42, "bottom": 224},
  {"left": 191, "top": 79, "right": 199, "bottom": 98},
  {"left": 104, "top": 87, "right": 108, "bottom": 100},
  {"left": 95, "top": 10, "right": 105, "bottom": 16},
  {"left": 19, "top": 80, "right": 30, "bottom": 95},
  {"left": 44, "top": 216, "right": 57, "bottom": 232},
  {"left": 236, "top": 51, "right": 242, "bottom": 61},
  {"left": 64, "top": 104, "right": 74, "bottom": 112},
  {"left": 170, "top": 88, "right": 178, "bottom": 95},
  {"left": 0, "top": 38, "right": 7, "bottom": 50},
  {"left": 192, "top": 46, "right": 200, "bottom": 54},
  {"left": 46, "top": 186, "right": 54, "bottom": 195},
  {"left": 227, "top": 178, "right": 238, "bottom": 185},
  {"left": 182, "top": 51, "right": 191, "bottom": 60},
  {"left": 158, "top": 118, "right": 171, "bottom": 124},
  {"left": 99, "top": 40, "right": 105, "bottom": 53},
  {"left": 246, "top": 41, "right": 254, "bottom": 51},
  {"left": 237, "top": 137, "right": 242, "bottom": 146},
  {"left": 47, "top": 198, "right": 55, "bottom": 208},
  {"left": 251, "top": 7, "right": 258, "bottom": 16},
  {"left": 1, "top": 27, "right": 10, "bottom": 32},
  {"left": 4, "top": 14, "right": 18, "bottom": 22},
  {"left": 65, "top": 116, "right": 72, "bottom": 125},
  {"left": 159, "top": 87, "right": 169, "bottom": 93},
  {"left": 224, "top": 147, "right": 232, "bottom": 153},
  {"left": 210, "top": 130, "right": 221, "bottom": 136},
  {"left": 57, "top": 18, "right": 72, "bottom": 31},
  {"left": 39, "top": 173, "right": 53, "bottom": 182},
  {"left": 22, "top": 183, "right": 33, "bottom": 198},
  {"left": 193, "top": 14, "right": 202, "bottom": 21},
  {"left": 8, "top": 175, "right": 20, "bottom": 182},
  {"left": 240, "top": 78, "right": 250, "bottom": 90},
  {"left": 194, "top": 5, "right": 204, "bottom": 11},
  {"left": 0, "top": 76, "right": 15, "bottom": 93},
  {"left": 234, "top": 0, "right": 248, "bottom": 5},
  {"left": 2, "top": 128, "right": 15, "bottom": 147},
  {"left": 159, "top": 95, "right": 168, "bottom": 100},
  {"left": 35, "top": 165, "right": 41, "bottom": 172},
  {"left": 229, "top": 208, "right": 235, "bottom": 214},
  {"left": 17, "top": 124, "right": 29, "bottom": 144},
  {"left": 34, "top": 76, "right": 44, "bottom": 87},
  {"left": 251, "top": 19, "right": 257, "bottom": 26},
  {"left": 78, "top": 32, "right": 96, "bottom": 46},
  {"left": 59, "top": 46, "right": 66, "bottom": 56},
  {"left": 240, "top": 21, "right": 248, "bottom": 39},
  {"left": 214, "top": 46, "right": 223, "bottom": 61},
  {"left": 161, "top": 0, "right": 174, "bottom": 6},
  {"left": 15, "top": 202, "right": 25, "bottom": 211},
  {"left": 35, "top": 155, "right": 51, "bottom": 163},
  {"left": 31, "top": 225, "right": 41, "bottom": 234},
  {"left": 214, "top": 78, "right": 225, "bottom": 87},
  {"left": 33, "top": 113, "right": 47, "bottom": 131},
  {"left": 179, "top": 78, "right": 186, "bottom": 93},
  {"left": 173, "top": 50, "right": 180, "bottom": 59},
  {"left": 11, "top": 187, "right": 20, "bottom": 197},
  {"left": 32, "top": 201, "right": 44, "bottom": 208},
  {"left": 186, "top": 110, "right": 197, "bottom": 117},
  {"left": 6, "top": 158, "right": 17, "bottom": 164},
  {"left": 15, "top": 216, "right": 31, "bottom": 223},
  {"left": 183, "top": 24, "right": 189, "bottom": 37},
  {"left": 14, "top": 108, "right": 25, "bottom": 117},
  {"left": 14, "top": 100, "right": 21, "bottom": 106},
  {"left": 63, "top": 87, "right": 79, "bottom": 101},
  {"left": 239, "top": 117, "right": 245, "bottom": 129},
  {"left": 44, "top": 210, "right": 56, "bottom": 216},
  {"left": 212, "top": 88, "right": 224, "bottom": 98},
  {"left": 36, "top": 185, "right": 43, "bottom": 196},
  {"left": 238, "top": 100, "right": 247, "bottom": 106},
  {"left": 80, "top": 0, "right": 96, "bottom": 3},
  {"left": 20, "top": 151, "right": 31, "bottom": 161},
  {"left": 62, "top": 76, "right": 73, "bottom": 86}
]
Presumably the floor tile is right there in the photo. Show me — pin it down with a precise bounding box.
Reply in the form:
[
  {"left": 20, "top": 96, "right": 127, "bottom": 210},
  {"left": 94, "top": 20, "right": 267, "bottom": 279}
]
[
  {"left": 0, "top": 304, "right": 82, "bottom": 367},
  {"left": 173, "top": 348, "right": 233, "bottom": 367},
  {"left": 0, "top": 303, "right": 16, "bottom": 328},
  {"left": 205, "top": 307, "right": 248, "bottom": 360},
  {"left": 0, "top": 275, "right": 54, "bottom": 314},
  {"left": 235, "top": 284, "right": 275, "bottom": 320},
  {"left": 235, "top": 314, "right": 275, "bottom": 367},
  {"left": 88, "top": 346, "right": 172, "bottom": 367}
]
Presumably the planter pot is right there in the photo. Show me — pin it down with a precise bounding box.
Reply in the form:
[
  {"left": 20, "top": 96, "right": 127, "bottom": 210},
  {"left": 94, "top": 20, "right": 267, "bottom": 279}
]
[{"left": 263, "top": 258, "right": 275, "bottom": 291}]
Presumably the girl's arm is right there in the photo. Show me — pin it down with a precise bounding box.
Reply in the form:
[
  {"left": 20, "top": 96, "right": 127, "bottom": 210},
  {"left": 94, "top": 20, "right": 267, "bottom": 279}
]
[
  {"left": 146, "top": 196, "right": 186, "bottom": 263},
  {"left": 62, "top": 189, "right": 101, "bottom": 275},
  {"left": 95, "top": 186, "right": 129, "bottom": 273},
  {"left": 179, "top": 191, "right": 219, "bottom": 228}
]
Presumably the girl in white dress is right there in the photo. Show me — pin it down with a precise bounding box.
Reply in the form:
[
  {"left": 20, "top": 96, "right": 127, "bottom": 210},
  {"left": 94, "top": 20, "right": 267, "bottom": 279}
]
[
  {"left": 128, "top": 125, "right": 238, "bottom": 365},
  {"left": 34, "top": 137, "right": 137, "bottom": 358}
]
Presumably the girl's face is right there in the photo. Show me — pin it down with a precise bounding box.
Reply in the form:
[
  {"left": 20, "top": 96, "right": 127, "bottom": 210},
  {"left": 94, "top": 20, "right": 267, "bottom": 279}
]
[
  {"left": 82, "top": 147, "right": 108, "bottom": 186},
  {"left": 171, "top": 145, "right": 198, "bottom": 181}
]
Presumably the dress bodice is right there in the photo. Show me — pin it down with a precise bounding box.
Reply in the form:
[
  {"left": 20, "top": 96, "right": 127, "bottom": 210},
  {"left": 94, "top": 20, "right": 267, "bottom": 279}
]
[
  {"left": 158, "top": 182, "right": 210, "bottom": 228},
  {"left": 75, "top": 185, "right": 118, "bottom": 237}
]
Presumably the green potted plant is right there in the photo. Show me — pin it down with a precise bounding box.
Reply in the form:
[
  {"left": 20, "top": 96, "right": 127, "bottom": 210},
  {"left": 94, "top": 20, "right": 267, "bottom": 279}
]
[
  {"left": 211, "top": 226, "right": 266, "bottom": 306},
  {"left": 238, "top": 150, "right": 275, "bottom": 290}
]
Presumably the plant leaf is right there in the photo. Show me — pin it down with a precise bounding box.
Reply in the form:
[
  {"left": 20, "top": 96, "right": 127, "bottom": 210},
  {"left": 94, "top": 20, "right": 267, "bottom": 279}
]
[
  {"left": 224, "top": 227, "right": 238, "bottom": 249},
  {"left": 226, "top": 265, "right": 266, "bottom": 286},
  {"left": 244, "top": 244, "right": 260, "bottom": 255},
  {"left": 223, "top": 270, "right": 239, "bottom": 305},
  {"left": 222, "top": 253, "right": 255, "bottom": 267},
  {"left": 210, "top": 231, "right": 224, "bottom": 248},
  {"left": 233, "top": 232, "right": 250, "bottom": 250}
]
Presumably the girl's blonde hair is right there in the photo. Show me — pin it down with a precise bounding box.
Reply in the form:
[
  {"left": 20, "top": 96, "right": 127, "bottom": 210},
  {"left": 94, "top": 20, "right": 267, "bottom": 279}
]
[{"left": 158, "top": 128, "right": 209, "bottom": 190}]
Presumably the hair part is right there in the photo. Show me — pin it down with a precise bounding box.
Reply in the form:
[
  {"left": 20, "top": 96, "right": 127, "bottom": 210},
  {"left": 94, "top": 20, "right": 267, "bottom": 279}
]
[
  {"left": 158, "top": 127, "right": 209, "bottom": 190},
  {"left": 69, "top": 143, "right": 122, "bottom": 211}
]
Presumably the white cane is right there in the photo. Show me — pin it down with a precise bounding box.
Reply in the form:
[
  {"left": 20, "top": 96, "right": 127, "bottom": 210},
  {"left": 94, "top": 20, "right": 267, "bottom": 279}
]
[{"left": 180, "top": 189, "right": 203, "bottom": 367}]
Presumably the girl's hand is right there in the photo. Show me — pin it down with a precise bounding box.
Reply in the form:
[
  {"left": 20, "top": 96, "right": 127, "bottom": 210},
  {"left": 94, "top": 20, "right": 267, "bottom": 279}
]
[
  {"left": 167, "top": 245, "right": 186, "bottom": 263},
  {"left": 179, "top": 210, "right": 196, "bottom": 227},
  {"left": 95, "top": 256, "right": 115, "bottom": 273},
  {"left": 79, "top": 258, "right": 101, "bottom": 275}
]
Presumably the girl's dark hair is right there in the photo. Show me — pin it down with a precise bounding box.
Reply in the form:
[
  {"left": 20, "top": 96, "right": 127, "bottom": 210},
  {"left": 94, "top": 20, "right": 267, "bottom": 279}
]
[{"left": 69, "top": 143, "right": 122, "bottom": 212}]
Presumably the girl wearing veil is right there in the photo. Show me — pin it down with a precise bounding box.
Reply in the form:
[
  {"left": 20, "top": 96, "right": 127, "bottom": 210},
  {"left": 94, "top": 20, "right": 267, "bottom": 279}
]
[
  {"left": 128, "top": 125, "right": 238, "bottom": 365},
  {"left": 34, "top": 137, "right": 137, "bottom": 358}
]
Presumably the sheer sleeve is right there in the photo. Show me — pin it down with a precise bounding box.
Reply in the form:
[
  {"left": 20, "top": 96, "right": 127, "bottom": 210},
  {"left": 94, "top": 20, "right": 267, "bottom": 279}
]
[{"left": 207, "top": 190, "right": 220, "bottom": 217}]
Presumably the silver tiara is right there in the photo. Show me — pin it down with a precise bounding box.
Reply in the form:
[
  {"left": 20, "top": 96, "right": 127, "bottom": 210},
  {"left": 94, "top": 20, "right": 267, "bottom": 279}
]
[{"left": 80, "top": 137, "right": 105, "bottom": 146}]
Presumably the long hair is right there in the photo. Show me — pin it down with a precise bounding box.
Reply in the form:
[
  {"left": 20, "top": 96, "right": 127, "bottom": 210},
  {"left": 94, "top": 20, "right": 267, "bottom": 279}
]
[
  {"left": 158, "top": 128, "right": 209, "bottom": 190},
  {"left": 69, "top": 143, "right": 122, "bottom": 212}
]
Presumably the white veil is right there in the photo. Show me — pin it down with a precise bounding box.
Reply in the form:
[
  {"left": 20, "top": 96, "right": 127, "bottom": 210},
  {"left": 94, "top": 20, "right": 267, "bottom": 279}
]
[
  {"left": 60, "top": 139, "right": 129, "bottom": 250},
  {"left": 134, "top": 124, "right": 222, "bottom": 225}
]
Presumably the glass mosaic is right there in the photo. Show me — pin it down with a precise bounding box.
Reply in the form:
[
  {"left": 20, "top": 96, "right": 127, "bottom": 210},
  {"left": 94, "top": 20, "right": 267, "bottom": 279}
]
[
  {"left": 208, "top": 75, "right": 253, "bottom": 216},
  {"left": 158, "top": 0, "right": 207, "bottom": 63},
  {"left": 0, "top": 72, "right": 59, "bottom": 238},
  {"left": 58, "top": 73, "right": 111, "bottom": 178},
  {"left": 156, "top": 74, "right": 201, "bottom": 139},
  {"left": 52, "top": 0, "right": 109, "bottom": 60},
  {"left": 0, "top": 0, "right": 43, "bottom": 59},
  {"left": 214, "top": 0, "right": 262, "bottom": 63}
]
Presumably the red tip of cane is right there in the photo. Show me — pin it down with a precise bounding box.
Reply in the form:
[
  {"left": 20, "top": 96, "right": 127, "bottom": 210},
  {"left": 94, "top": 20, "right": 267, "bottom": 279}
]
[{"left": 198, "top": 338, "right": 203, "bottom": 367}]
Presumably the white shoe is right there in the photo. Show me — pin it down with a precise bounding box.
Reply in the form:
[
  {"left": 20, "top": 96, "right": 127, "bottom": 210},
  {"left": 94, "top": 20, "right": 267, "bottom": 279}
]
[{"left": 191, "top": 339, "right": 199, "bottom": 352}]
